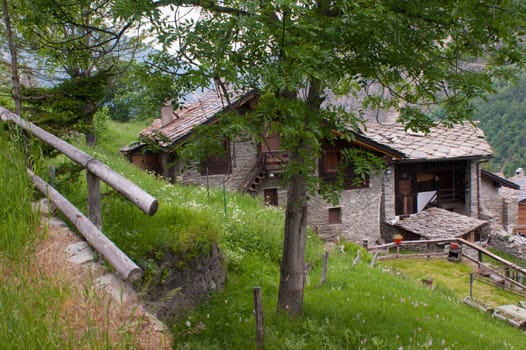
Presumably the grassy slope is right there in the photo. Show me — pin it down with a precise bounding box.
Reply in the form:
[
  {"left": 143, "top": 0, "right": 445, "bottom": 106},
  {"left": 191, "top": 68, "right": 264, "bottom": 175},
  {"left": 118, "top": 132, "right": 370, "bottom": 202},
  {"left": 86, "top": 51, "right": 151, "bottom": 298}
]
[
  {"left": 0, "top": 128, "right": 171, "bottom": 349},
  {"left": 47, "top": 120, "right": 526, "bottom": 349}
]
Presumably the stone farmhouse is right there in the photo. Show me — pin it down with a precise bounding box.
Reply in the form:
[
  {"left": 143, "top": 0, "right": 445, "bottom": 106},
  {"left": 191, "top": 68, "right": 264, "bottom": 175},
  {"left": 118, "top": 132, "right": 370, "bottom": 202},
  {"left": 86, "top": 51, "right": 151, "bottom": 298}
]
[{"left": 122, "top": 89, "right": 503, "bottom": 245}]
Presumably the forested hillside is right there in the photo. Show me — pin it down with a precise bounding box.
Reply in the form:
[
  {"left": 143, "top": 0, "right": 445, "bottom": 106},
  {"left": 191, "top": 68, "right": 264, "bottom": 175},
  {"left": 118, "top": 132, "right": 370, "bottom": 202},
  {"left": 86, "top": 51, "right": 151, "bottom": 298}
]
[{"left": 474, "top": 74, "right": 526, "bottom": 176}]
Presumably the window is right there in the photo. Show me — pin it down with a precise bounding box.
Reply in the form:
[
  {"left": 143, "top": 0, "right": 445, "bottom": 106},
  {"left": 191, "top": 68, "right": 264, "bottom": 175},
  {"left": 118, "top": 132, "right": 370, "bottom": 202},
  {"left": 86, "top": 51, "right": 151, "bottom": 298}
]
[
  {"left": 328, "top": 207, "right": 342, "bottom": 224},
  {"left": 319, "top": 149, "right": 368, "bottom": 190},
  {"left": 200, "top": 139, "right": 232, "bottom": 175},
  {"left": 324, "top": 151, "right": 340, "bottom": 173},
  {"left": 264, "top": 188, "right": 278, "bottom": 206}
]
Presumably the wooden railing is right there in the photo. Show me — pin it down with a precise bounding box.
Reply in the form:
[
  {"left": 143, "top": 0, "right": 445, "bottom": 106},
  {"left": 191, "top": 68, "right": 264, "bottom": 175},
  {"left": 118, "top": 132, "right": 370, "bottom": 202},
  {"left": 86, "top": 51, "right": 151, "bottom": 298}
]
[
  {"left": 238, "top": 152, "right": 267, "bottom": 193},
  {"left": 0, "top": 106, "right": 158, "bottom": 282},
  {"left": 369, "top": 237, "right": 526, "bottom": 291}
]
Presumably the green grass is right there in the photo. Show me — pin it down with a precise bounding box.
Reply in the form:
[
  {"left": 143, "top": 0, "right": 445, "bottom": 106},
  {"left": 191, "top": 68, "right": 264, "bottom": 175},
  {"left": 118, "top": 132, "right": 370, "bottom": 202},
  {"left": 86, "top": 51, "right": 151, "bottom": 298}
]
[
  {"left": 381, "top": 257, "right": 523, "bottom": 308},
  {"left": 26, "top": 119, "right": 526, "bottom": 349},
  {"left": 0, "top": 130, "right": 68, "bottom": 348},
  {"left": 0, "top": 130, "right": 39, "bottom": 258}
]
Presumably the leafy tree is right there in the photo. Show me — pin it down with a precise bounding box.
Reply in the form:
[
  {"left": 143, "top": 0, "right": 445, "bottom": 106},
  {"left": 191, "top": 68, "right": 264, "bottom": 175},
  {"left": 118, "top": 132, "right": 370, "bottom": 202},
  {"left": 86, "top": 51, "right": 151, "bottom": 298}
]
[
  {"left": 106, "top": 61, "right": 177, "bottom": 121},
  {"left": 11, "top": 0, "right": 139, "bottom": 145},
  {"left": 120, "top": 0, "right": 526, "bottom": 316}
]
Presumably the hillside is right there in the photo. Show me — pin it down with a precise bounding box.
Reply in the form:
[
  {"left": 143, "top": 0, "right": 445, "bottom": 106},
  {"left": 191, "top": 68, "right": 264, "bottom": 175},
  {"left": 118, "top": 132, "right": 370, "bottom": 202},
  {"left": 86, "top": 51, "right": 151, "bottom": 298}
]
[
  {"left": 61, "top": 120, "right": 526, "bottom": 348},
  {"left": 2, "top": 118, "right": 526, "bottom": 349},
  {"left": 474, "top": 74, "right": 526, "bottom": 176}
]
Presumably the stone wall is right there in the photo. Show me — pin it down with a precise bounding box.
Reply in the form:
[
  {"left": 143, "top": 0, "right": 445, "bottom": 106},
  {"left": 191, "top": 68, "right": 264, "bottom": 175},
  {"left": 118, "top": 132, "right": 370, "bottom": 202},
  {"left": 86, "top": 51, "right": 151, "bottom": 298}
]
[
  {"left": 175, "top": 138, "right": 259, "bottom": 191},
  {"left": 466, "top": 160, "right": 478, "bottom": 217},
  {"left": 308, "top": 173, "right": 384, "bottom": 243},
  {"left": 480, "top": 195, "right": 518, "bottom": 235},
  {"left": 140, "top": 243, "right": 226, "bottom": 323},
  {"left": 489, "top": 233, "right": 526, "bottom": 261}
]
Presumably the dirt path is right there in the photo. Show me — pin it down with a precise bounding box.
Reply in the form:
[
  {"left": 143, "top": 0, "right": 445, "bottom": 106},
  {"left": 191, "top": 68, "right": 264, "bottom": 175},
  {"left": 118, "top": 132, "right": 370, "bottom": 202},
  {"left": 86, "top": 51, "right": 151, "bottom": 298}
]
[{"left": 36, "top": 211, "right": 173, "bottom": 349}]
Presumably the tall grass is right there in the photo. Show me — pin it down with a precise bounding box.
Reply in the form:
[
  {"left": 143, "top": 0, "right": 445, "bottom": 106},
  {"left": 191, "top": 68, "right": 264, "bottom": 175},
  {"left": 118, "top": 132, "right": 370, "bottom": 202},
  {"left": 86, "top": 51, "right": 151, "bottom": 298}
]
[
  {"left": 0, "top": 130, "right": 69, "bottom": 348},
  {"left": 0, "top": 131, "right": 39, "bottom": 258}
]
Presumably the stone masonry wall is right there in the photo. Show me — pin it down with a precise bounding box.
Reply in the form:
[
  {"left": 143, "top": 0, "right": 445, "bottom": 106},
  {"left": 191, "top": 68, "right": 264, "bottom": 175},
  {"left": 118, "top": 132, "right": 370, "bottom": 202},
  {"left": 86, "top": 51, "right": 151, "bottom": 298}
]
[
  {"left": 141, "top": 243, "right": 226, "bottom": 323},
  {"left": 308, "top": 173, "right": 384, "bottom": 243},
  {"left": 175, "top": 138, "right": 259, "bottom": 191}
]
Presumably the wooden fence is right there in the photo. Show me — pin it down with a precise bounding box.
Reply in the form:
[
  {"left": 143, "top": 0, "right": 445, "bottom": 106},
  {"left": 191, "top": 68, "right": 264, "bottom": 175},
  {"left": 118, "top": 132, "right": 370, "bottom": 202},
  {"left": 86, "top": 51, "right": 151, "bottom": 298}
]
[
  {"left": 369, "top": 237, "right": 526, "bottom": 291},
  {"left": 0, "top": 106, "right": 158, "bottom": 282}
]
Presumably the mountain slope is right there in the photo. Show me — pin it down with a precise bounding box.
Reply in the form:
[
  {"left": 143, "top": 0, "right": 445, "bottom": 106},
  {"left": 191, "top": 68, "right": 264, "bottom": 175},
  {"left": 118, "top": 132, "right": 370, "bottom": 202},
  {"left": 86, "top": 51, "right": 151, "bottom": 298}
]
[{"left": 474, "top": 75, "right": 526, "bottom": 176}]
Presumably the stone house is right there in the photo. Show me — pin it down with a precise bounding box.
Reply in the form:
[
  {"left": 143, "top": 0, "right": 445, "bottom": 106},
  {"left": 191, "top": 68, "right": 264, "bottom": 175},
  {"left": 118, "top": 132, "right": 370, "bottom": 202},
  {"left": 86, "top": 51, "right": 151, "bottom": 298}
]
[
  {"left": 479, "top": 169, "right": 520, "bottom": 235},
  {"left": 122, "top": 89, "right": 496, "bottom": 245}
]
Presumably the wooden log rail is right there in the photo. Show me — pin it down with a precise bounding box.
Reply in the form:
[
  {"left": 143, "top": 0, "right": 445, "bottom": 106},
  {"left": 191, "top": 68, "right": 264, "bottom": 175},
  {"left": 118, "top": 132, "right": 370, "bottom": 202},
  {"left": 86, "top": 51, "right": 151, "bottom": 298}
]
[
  {"left": 0, "top": 107, "right": 158, "bottom": 215},
  {"left": 29, "top": 169, "right": 142, "bottom": 282},
  {"left": 1, "top": 107, "right": 158, "bottom": 282},
  {"left": 369, "top": 237, "right": 526, "bottom": 290}
]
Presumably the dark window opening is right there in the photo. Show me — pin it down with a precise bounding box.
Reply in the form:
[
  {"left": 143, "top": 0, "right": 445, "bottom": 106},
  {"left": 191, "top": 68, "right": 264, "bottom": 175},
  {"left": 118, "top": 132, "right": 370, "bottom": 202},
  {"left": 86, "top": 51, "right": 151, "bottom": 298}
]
[
  {"left": 264, "top": 188, "right": 278, "bottom": 206},
  {"left": 328, "top": 207, "right": 342, "bottom": 224},
  {"left": 319, "top": 150, "right": 369, "bottom": 190},
  {"left": 200, "top": 139, "right": 232, "bottom": 175}
]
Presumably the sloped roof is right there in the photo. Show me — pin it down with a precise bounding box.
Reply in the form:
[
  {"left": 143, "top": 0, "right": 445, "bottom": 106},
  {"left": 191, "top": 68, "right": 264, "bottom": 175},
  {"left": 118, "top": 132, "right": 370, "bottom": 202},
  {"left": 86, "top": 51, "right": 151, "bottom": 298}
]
[
  {"left": 360, "top": 121, "right": 493, "bottom": 161},
  {"left": 481, "top": 169, "right": 521, "bottom": 190},
  {"left": 137, "top": 89, "right": 257, "bottom": 149},
  {"left": 394, "top": 207, "right": 488, "bottom": 240},
  {"left": 125, "top": 88, "right": 492, "bottom": 162}
]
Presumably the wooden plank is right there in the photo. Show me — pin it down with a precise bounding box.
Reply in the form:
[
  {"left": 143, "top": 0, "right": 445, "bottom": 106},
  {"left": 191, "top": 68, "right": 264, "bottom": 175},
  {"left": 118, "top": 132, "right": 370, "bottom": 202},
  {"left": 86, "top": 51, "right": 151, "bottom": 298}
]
[
  {"left": 28, "top": 169, "right": 143, "bottom": 282},
  {"left": 0, "top": 107, "right": 158, "bottom": 216}
]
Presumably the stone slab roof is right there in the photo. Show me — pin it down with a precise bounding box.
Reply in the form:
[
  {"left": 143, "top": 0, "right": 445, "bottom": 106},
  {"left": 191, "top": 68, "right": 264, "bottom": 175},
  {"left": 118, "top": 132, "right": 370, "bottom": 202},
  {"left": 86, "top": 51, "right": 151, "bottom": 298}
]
[
  {"left": 360, "top": 121, "right": 493, "bottom": 160},
  {"left": 394, "top": 207, "right": 488, "bottom": 240},
  {"left": 137, "top": 89, "right": 257, "bottom": 149}
]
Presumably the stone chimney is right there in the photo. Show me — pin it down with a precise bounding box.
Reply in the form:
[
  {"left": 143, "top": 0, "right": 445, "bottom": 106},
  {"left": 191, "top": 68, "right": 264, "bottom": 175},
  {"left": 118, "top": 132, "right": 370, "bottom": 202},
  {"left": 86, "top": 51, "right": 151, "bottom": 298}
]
[
  {"left": 515, "top": 168, "right": 525, "bottom": 177},
  {"left": 160, "top": 100, "right": 174, "bottom": 126}
]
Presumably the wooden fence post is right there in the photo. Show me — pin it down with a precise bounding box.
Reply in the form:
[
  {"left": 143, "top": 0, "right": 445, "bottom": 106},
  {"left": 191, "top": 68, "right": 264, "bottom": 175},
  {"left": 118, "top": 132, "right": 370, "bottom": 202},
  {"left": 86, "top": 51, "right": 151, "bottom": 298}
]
[
  {"left": 320, "top": 251, "right": 329, "bottom": 285},
  {"left": 253, "top": 286, "right": 264, "bottom": 350},
  {"left": 87, "top": 170, "right": 102, "bottom": 229}
]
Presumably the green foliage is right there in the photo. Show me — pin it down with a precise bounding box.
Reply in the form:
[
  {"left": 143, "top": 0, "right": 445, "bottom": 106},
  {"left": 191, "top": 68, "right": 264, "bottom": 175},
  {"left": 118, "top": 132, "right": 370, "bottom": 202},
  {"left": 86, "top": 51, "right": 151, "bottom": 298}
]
[
  {"left": 106, "top": 62, "right": 178, "bottom": 122},
  {"left": 473, "top": 73, "right": 526, "bottom": 176},
  {"left": 22, "top": 70, "right": 112, "bottom": 137}
]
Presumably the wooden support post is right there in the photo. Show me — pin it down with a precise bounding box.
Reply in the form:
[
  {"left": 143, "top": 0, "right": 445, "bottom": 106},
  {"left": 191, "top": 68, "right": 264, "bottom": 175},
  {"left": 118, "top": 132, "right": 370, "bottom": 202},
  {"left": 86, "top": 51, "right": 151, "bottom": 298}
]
[
  {"left": 253, "top": 286, "right": 264, "bottom": 350},
  {"left": 505, "top": 266, "right": 510, "bottom": 279},
  {"left": 478, "top": 250, "right": 483, "bottom": 264},
  {"left": 320, "top": 251, "right": 329, "bottom": 285},
  {"left": 426, "top": 243, "right": 430, "bottom": 259},
  {"left": 352, "top": 250, "right": 361, "bottom": 267},
  {"left": 396, "top": 245, "right": 400, "bottom": 258},
  {"left": 469, "top": 272, "right": 473, "bottom": 298},
  {"left": 87, "top": 171, "right": 102, "bottom": 229},
  {"left": 370, "top": 252, "right": 378, "bottom": 267}
]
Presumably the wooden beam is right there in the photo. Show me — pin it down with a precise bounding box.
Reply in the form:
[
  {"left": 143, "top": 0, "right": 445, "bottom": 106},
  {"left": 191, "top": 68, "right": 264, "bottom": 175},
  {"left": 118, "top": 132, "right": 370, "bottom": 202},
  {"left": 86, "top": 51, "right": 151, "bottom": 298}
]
[
  {"left": 28, "top": 169, "right": 143, "bottom": 282},
  {"left": 0, "top": 107, "right": 158, "bottom": 216}
]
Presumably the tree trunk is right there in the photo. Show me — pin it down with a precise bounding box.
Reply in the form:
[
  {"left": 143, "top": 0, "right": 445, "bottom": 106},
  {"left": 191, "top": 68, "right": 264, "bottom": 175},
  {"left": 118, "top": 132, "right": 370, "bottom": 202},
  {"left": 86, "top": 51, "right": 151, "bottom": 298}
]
[
  {"left": 2, "top": 0, "right": 22, "bottom": 115},
  {"left": 277, "top": 154, "right": 309, "bottom": 316},
  {"left": 277, "top": 77, "right": 322, "bottom": 316}
]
